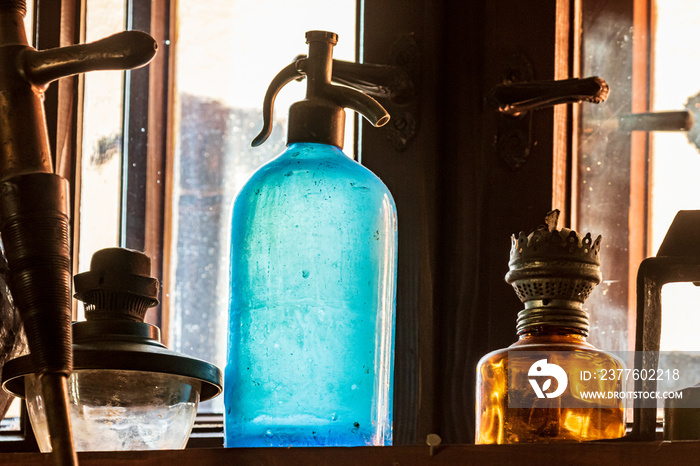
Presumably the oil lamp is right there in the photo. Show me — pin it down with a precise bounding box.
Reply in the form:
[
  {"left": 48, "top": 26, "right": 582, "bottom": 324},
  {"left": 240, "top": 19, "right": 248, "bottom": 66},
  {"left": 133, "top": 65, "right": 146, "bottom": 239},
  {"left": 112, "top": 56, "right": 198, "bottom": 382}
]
[
  {"left": 2, "top": 248, "right": 222, "bottom": 451},
  {"left": 475, "top": 210, "right": 626, "bottom": 444}
]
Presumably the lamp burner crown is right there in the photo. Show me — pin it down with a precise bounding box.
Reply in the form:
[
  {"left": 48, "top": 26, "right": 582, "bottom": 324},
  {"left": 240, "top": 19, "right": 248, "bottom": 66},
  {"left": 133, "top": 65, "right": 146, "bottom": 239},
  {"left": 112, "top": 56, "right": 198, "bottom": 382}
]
[
  {"left": 509, "top": 209, "right": 601, "bottom": 268},
  {"left": 505, "top": 210, "right": 603, "bottom": 336}
]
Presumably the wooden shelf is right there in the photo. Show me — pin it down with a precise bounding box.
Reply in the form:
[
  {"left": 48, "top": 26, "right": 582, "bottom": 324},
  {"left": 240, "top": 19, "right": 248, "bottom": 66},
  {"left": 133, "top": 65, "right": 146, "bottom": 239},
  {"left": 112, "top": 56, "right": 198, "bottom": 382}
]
[{"left": 2, "top": 441, "right": 699, "bottom": 465}]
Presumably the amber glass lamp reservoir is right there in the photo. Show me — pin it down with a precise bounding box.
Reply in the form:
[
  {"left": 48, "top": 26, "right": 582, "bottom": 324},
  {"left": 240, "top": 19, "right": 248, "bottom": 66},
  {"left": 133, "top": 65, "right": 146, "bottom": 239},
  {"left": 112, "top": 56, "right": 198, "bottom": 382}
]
[{"left": 475, "top": 211, "right": 626, "bottom": 444}]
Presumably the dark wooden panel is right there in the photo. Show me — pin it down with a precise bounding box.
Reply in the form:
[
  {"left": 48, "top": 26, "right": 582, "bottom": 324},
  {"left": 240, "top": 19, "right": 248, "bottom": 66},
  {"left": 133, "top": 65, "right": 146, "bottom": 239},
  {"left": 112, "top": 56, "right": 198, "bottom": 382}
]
[
  {"left": 436, "top": 0, "right": 568, "bottom": 443},
  {"left": 143, "top": 0, "right": 172, "bottom": 334},
  {"left": 361, "top": 0, "right": 442, "bottom": 445}
]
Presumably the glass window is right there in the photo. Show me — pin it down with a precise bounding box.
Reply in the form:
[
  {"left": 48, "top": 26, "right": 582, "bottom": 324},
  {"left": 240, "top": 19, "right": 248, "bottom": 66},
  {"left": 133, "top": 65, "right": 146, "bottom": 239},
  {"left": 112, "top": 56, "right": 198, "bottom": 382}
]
[
  {"left": 649, "top": 0, "right": 700, "bottom": 352},
  {"left": 579, "top": 0, "right": 700, "bottom": 354},
  {"left": 168, "top": 1, "right": 356, "bottom": 413},
  {"left": 4, "top": 0, "right": 360, "bottom": 443},
  {"left": 77, "top": 0, "right": 127, "bottom": 320},
  {"left": 578, "top": 0, "right": 640, "bottom": 353}
]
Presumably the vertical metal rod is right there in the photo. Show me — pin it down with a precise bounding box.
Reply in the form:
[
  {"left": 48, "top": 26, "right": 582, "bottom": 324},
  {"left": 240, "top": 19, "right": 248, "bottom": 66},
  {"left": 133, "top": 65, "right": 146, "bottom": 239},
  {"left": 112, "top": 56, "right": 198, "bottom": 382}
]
[{"left": 42, "top": 374, "right": 77, "bottom": 465}]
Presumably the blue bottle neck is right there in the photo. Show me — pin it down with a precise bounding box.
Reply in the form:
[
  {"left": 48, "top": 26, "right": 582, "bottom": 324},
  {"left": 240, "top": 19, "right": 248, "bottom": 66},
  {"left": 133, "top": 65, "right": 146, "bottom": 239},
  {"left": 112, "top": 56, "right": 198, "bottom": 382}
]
[{"left": 284, "top": 142, "right": 353, "bottom": 160}]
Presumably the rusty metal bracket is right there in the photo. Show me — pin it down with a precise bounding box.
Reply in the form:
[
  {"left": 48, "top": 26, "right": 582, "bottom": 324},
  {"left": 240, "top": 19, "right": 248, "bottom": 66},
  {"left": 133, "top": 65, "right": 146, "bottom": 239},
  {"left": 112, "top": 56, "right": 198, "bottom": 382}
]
[
  {"left": 383, "top": 33, "right": 419, "bottom": 151},
  {"left": 491, "top": 54, "right": 535, "bottom": 170},
  {"left": 332, "top": 33, "right": 419, "bottom": 152}
]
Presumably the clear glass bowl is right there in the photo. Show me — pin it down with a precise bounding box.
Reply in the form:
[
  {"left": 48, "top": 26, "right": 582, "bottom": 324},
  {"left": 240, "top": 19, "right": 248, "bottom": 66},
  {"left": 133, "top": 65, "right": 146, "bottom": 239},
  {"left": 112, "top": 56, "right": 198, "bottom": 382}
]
[{"left": 25, "top": 369, "right": 201, "bottom": 452}]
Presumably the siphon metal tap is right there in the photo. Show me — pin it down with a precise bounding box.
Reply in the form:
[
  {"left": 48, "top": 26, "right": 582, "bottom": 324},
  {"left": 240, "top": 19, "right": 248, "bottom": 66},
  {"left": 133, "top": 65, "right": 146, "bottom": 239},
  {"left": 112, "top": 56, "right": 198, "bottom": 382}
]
[{"left": 0, "top": 1, "right": 156, "bottom": 464}]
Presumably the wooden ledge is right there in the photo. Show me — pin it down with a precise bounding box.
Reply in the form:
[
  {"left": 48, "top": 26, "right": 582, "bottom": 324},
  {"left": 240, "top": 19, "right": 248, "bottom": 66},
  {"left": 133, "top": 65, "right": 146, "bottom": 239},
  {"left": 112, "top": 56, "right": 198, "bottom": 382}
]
[{"left": 1, "top": 441, "right": 699, "bottom": 465}]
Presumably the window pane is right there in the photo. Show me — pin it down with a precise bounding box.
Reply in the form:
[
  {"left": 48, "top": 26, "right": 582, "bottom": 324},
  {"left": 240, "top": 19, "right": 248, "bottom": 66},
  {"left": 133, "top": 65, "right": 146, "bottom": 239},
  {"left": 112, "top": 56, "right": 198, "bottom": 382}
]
[
  {"left": 170, "top": 1, "right": 356, "bottom": 413},
  {"left": 77, "top": 0, "right": 127, "bottom": 320},
  {"left": 579, "top": 1, "right": 700, "bottom": 355},
  {"left": 577, "top": 2, "right": 637, "bottom": 353}
]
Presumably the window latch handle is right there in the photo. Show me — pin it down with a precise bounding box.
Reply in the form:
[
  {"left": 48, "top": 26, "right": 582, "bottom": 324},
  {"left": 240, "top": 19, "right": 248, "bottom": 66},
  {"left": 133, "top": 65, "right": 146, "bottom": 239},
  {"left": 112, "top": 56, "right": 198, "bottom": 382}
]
[{"left": 490, "top": 76, "right": 609, "bottom": 115}]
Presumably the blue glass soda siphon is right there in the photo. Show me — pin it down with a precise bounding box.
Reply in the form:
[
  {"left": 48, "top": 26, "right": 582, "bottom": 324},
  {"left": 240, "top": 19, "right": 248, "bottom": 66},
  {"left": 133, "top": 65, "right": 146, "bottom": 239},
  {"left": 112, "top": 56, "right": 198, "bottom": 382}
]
[{"left": 224, "top": 30, "right": 397, "bottom": 447}]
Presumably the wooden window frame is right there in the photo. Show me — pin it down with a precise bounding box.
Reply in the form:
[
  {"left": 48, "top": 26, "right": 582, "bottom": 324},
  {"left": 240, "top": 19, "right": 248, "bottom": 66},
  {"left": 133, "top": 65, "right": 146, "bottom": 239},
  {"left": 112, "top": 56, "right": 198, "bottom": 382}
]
[{"left": 3, "top": 0, "right": 660, "bottom": 455}]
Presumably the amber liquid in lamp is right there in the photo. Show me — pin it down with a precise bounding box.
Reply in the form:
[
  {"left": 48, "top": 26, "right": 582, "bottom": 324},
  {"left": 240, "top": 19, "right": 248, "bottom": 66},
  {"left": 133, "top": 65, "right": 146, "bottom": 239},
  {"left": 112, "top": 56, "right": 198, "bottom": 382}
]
[
  {"left": 475, "top": 211, "right": 625, "bottom": 444},
  {"left": 476, "top": 332, "right": 626, "bottom": 444}
]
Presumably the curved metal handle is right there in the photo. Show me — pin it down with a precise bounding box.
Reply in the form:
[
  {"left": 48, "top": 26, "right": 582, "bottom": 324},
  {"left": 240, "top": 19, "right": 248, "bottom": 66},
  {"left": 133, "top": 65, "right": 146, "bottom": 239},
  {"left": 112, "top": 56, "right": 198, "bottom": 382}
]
[
  {"left": 21, "top": 30, "right": 157, "bottom": 87},
  {"left": 0, "top": 29, "right": 157, "bottom": 178},
  {"left": 626, "top": 211, "right": 700, "bottom": 441},
  {"left": 490, "top": 76, "right": 609, "bottom": 115},
  {"left": 252, "top": 56, "right": 390, "bottom": 147},
  {"left": 251, "top": 62, "right": 303, "bottom": 147},
  {"left": 294, "top": 57, "right": 414, "bottom": 104},
  {"left": 327, "top": 84, "right": 389, "bottom": 127}
]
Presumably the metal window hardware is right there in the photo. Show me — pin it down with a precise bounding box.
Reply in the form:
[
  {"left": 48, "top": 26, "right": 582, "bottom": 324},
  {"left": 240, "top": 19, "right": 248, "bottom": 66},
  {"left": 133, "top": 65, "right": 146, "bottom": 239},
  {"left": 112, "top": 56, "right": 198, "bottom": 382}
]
[
  {"left": 492, "top": 78, "right": 700, "bottom": 170},
  {"left": 490, "top": 76, "right": 609, "bottom": 116},
  {"left": 489, "top": 53, "right": 609, "bottom": 170}
]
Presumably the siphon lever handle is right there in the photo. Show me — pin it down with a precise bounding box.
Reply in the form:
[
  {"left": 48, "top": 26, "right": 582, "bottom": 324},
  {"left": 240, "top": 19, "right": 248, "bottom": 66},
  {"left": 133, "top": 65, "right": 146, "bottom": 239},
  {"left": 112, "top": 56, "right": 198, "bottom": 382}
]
[
  {"left": 252, "top": 40, "right": 391, "bottom": 148},
  {"left": 329, "top": 59, "right": 414, "bottom": 105},
  {"left": 293, "top": 56, "right": 414, "bottom": 104},
  {"left": 490, "top": 76, "right": 609, "bottom": 115}
]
